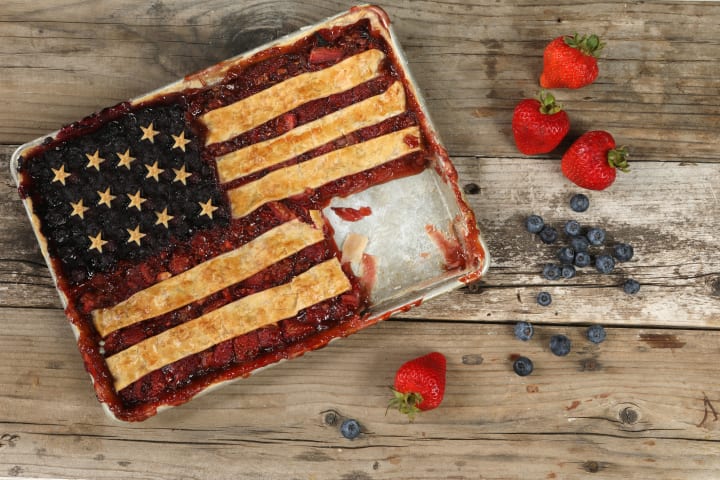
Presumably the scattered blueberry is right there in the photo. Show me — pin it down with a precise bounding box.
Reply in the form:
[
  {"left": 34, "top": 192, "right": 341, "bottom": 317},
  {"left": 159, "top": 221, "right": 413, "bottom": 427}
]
[
  {"left": 574, "top": 251, "right": 592, "bottom": 268},
  {"left": 561, "top": 264, "right": 576, "bottom": 279},
  {"left": 570, "top": 193, "right": 590, "bottom": 212},
  {"left": 595, "top": 254, "right": 615, "bottom": 274},
  {"left": 549, "top": 334, "right": 572, "bottom": 356},
  {"left": 613, "top": 243, "right": 634, "bottom": 262},
  {"left": 586, "top": 325, "right": 607, "bottom": 344},
  {"left": 570, "top": 235, "right": 590, "bottom": 253},
  {"left": 513, "top": 356, "right": 534, "bottom": 376},
  {"left": 514, "top": 321, "right": 534, "bottom": 341},
  {"left": 564, "top": 220, "right": 581, "bottom": 237},
  {"left": 537, "top": 291, "right": 552, "bottom": 306},
  {"left": 557, "top": 247, "right": 575, "bottom": 264},
  {"left": 526, "top": 215, "right": 544, "bottom": 234},
  {"left": 340, "top": 419, "right": 361, "bottom": 440},
  {"left": 543, "top": 263, "right": 561, "bottom": 280},
  {"left": 539, "top": 226, "right": 559, "bottom": 244},
  {"left": 623, "top": 278, "right": 641, "bottom": 294},
  {"left": 586, "top": 227, "right": 606, "bottom": 246}
]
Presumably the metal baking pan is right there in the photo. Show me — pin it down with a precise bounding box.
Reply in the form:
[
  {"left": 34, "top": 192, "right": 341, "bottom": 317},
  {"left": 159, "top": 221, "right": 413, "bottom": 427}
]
[{"left": 11, "top": 4, "right": 489, "bottom": 421}]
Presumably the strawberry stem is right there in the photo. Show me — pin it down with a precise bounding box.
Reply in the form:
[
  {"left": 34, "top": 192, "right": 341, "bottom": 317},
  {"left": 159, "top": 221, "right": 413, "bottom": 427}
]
[
  {"left": 608, "top": 146, "right": 630, "bottom": 173},
  {"left": 564, "top": 33, "right": 604, "bottom": 57},
  {"left": 538, "top": 90, "right": 562, "bottom": 115},
  {"left": 387, "top": 388, "right": 423, "bottom": 422}
]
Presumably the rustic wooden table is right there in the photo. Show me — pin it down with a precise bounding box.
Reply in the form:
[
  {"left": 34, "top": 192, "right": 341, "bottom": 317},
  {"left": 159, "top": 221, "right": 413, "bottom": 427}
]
[{"left": 2, "top": 1, "right": 719, "bottom": 478}]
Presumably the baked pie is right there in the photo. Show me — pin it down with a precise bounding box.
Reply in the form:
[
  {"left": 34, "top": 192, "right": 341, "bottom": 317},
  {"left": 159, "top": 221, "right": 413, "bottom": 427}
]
[{"left": 13, "top": 6, "right": 487, "bottom": 421}]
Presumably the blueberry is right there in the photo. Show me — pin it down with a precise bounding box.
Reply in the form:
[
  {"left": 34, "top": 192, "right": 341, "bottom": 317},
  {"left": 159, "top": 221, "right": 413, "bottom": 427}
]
[
  {"left": 539, "top": 226, "right": 558, "bottom": 244},
  {"left": 586, "top": 227, "right": 606, "bottom": 246},
  {"left": 525, "top": 215, "right": 544, "bottom": 234},
  {"left": 623, "top": 279, "right": 641, "bottom": 294},
  {"left": 595, "top": 254, "right": 615, "bottom": 274},
  {"left": 537, "top": 291, "right": 552, "bottom": 306},
  {"left": 613, "top": 243, "right": 634, "bottom": 262},
  {"left": 564, "top": 220, "right": 581, "bottom": 237},
  {"left": 574, "top": 251, "right": 591, "bottom": 268},
  {"left": 570, "top": 236, "right": 589, "bottom": 253},
  {"left": 543, "top": 263, "right": 561, "bottom": 280},
  {"left": 513, "top": 356, "right": 534, "bottom": 376},
  {"left": 340, "top": 419, "right": 361, "bottom": 440},
  {"left": 561, "top": 265, "right": 576, "bottom": 279},
  {"left": 514, "top": 321, "right": 534, "bottom": 341},
  {"left": 586, "top": 325, "right": 607, "bottom": 344},
  {"left": 570, "top": 193, "right": 590, "bottom": 212},
  {"left": 549, "top": 334, "right": 572, "bottom": 356},
  {"left": 557, "top": 247, "right": 575, "bottom": 264}
]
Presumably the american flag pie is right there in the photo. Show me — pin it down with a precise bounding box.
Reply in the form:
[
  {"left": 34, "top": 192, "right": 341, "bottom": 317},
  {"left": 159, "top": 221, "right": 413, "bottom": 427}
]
[{"left": 14, "top": 6, "right": 486, "bottom": 421}]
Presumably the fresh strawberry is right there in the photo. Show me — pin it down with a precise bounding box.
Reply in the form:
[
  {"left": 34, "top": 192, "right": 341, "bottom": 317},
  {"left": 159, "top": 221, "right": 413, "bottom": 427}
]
[
  {"left": 512, "top": 91, "right": 570, "bottom": 155},
  {"left": 561, "top": 130, "right": 629, "bottom": 190},
  {"left": 540, "top": 33, "right": 604, "bottom": 89},
  {"left": 388, "top": 352, "right": 446, "bottom": 421}
]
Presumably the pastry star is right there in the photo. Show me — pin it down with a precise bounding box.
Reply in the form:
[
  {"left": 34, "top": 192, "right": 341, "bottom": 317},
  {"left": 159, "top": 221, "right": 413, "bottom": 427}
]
[
  {"left": 140, "top": 123, "right": 159, "bottom": 143},
  {"left": 97, "top": 187, "right": 116, "bottom": 208},
  {"left": 154, "top": 208, "right": 174, "bottom": 229},
  {"left": 145, "top": 161, "right": 164, "bottom": 182},
  {"left": 85, "top": 150, "right": 105, "bottom": 171},
  {"left": 88, "top": 232, "right": 108, "bottom": 253},
  {"left": 116, "top": 149, "right": 136, "bottom": 169},
  {"left": 171, "top": 131, "right": 191, "bottom": 152},
  {"left": 198, "top": 198, "right": 219, "bottom": 219},
  {"left": 51, "top": 164, "right": 71, "bottom": 185},
  {"left": 126, "top": 225, "right": 146, "bottom": 246},
  {"left": 126, "top": 190, "right": 146, "bottom": 210},
  {"left": 172, "top": 164, "right": 192, "bottom": 185},
  {"left": 69, "top": 199, "right": 89, "bottom": 219}
]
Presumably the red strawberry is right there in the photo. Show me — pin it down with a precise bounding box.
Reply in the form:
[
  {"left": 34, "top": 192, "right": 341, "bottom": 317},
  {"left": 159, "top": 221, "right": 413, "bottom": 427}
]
[
  {"left": 540, "top": 34, "right": 604, "bottom": 89},
  {"left": 388, "top": 352, "right": 446, "bottom": 421},
  {"left": 561, "top": 131, "right": 629, "bottom": 190},
  {"left": 512, "top": 91, "right": 570, "bottom": 155}
]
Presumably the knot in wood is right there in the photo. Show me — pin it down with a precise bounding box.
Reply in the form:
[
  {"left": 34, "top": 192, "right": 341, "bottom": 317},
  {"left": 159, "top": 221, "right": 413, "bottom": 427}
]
[
  {"left": 583, "top": 461, "right": 600, "bottom": 473},
  {"left": 619, "top": 406, "right": 639, "bottom": 425},
  {"left": 323, "top": 411, "right": 338, "bottom": 426}
]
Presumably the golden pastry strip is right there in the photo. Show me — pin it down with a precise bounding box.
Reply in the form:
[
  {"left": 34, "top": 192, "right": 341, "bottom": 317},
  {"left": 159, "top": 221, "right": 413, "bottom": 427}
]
[
  {"left": 107, "top": 258, "right": 351, "bottom": 391},
  {"left": 201, "top": 49, "right": 386, "bottom": 145},
  {"left": 215, "top": 81, "right": 407, "bottom": 183},
  {"left": 92, "top": 219, "right": 324, "bottom": 337},
  {"left": 227, "top": 126, "right": 421, "bottom": 218}
]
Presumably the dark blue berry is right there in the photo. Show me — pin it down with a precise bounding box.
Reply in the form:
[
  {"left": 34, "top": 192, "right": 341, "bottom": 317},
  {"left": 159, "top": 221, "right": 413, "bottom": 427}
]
[
  {"left": 570, "top": 193, "right": 590, "bottom": 212},
  {"left": 543, "top": 263, "right": 561, "bottom": 280},
  {"left": 514, "top": 321, "right": 534, "bottom": 341},
  {"left": 570, "top": 236, "right": 590, "bottom": 253},
  {"left": 595, "top": 254, "right": 615, "bottom": 274},
  {"left": 561, "top": 265, "right": 576, "bottom": 279},
  {"left": 537, "top": 291, "right": 552, "bottom": 306},
  {"left": 574, "top": 251, "right": 591, "bottom": 268},
  {"left": 586, "top": 227, "right": 606, "bottom": 246},
  {"left": 513, "top": 356, "right": 534, "bottom": 376},
  {"left": 557, "top": 247, "right": 575, "bottom": 264},
  {"left": 549, "top": 335, "right": 572, "bottom": 356},
  {"left": 526, "top": 215, "right": 544, "bottom": 234},
  {"left": 623, "top": 279, "right": 640, "bottom": 294},
  {"left": 340, "top": 419, "right": 361, "bottom": 440},
  {"left": 613, "top": 243, "right": 634, "bottom": 262},
  {"left": 586, "top": 325, "right": 607, "bottom": 344},
  {"left": 539, "top": 226, "right": 558, "bottom": 244},
  {"left": 564, "top": 220, "right": 581, "bottom": 237}
]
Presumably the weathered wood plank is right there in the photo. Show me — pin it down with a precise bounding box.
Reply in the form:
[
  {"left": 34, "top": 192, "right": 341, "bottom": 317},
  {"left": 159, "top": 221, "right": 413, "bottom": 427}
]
[{"left": 1, "top": 312, "right": 720, "bottom": 479}]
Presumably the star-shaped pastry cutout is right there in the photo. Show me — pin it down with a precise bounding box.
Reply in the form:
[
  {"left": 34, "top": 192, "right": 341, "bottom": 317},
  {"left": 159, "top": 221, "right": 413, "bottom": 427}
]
[
  {"left": 126, "top": 225, "right": 146, "bottom": 246},
  {"left": 171, "top": 131, "right": 191, "bottom": 152},
  {"left": 85, "top": 150, "right": 105, "bottom": 171},
  {"left": 126, "top": 190, "right": 146, "bottom": 211},
  {"left": 97, "top": 187, "right": 116, "bottom": 208},
  {"left": 69, "top": 199, "right": 89, "bottom": 219},
  {"left": 172, "top": 165, "right": 192, "bottom": 185},
  {"left": 140, "top": 123, "right": 159, "bottom": 143},
  {"left": 51, "top": 165, "right": 71, "bottom": 185},
  {"left": 145, "top": 161, "right": 164, "bottom": 182},
  {"left": 116, "top": 149, "right": 136, "bottom": 169},
  {"left": 154, "top": 208, "right": 174, "bottom": 229},
  {"left": 88, "top": 232, "right": 108, "bottom": 253},
  {"left": 198, "top": 198, "right": 219, "bottom": 219}
]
